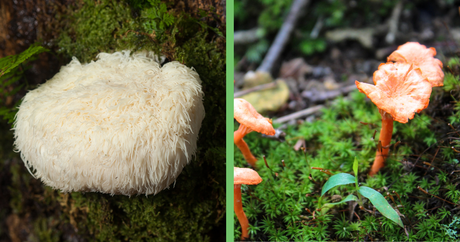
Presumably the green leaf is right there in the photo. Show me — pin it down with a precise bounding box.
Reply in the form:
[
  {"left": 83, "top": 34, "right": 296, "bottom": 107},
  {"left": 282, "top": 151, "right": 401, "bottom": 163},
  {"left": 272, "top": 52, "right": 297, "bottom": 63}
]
[
  {"left": 358, "top": 186, "right": 404, "bottom": 228},
  {"left": 0, "top": 44, "right": 48, "bottom": 77},
  {"left": 322, "top": 194, "right": 358, "bottom": 208},
  {"left": 353, "top": 157, "right": 358, "bottom": 177},
  {"left": 321, "top": 173, "right": 356, "bottom": 197},
  {"left": 353, "top": 157, "right": 360, "bottom": 191}
]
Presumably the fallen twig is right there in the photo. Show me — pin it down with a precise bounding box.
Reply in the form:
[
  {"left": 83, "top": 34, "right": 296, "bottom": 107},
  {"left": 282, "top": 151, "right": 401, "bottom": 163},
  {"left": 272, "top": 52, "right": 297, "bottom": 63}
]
[
  {"left": 257, "top": 0, "right": 310, "bottom": 74},
  {"left": 385, "top": 0, "right": 404, "bottom": 44}
]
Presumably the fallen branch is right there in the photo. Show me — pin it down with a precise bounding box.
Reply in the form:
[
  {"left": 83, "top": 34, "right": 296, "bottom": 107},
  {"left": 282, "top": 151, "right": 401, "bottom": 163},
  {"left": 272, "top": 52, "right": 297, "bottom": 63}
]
[
  {"left": 385, "top": 0, "right": 404, "bottom": 44},
  {"left": 257, "top": 0, "right": 310, "bottom": 74}
]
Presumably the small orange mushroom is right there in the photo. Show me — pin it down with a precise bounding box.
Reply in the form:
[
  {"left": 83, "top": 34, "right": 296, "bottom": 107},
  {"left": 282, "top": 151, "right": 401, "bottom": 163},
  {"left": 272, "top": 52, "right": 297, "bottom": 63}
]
[
  {"left": 234, "top": 167, "right": 262, "bottom": 240},
  {"left": 356, "top": 63, "right": 432, "bottom": 176},
  {"left": 234, "top": 98, "right": 275, "bottom": 168},
  {"left": 387, "top": 42, "right": 444, "bottom": 87},
  {"left": 357, "top": 42, "right": 444, "bottom": 176}
]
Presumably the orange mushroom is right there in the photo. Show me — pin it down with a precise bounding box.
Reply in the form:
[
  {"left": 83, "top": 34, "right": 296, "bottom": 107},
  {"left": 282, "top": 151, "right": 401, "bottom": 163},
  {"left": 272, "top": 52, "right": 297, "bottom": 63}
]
[
  {"left": 356, "top": 63, "right": 432, "bottom": 176},
  {"left": 387, "top": 42, "right": 444, "bottom": 87},
  {"left": 234, "top": 98, "right": 275, "bottom": 168},
  {"left": 234, "top": 167, "right": 262, "bottom": 240}
]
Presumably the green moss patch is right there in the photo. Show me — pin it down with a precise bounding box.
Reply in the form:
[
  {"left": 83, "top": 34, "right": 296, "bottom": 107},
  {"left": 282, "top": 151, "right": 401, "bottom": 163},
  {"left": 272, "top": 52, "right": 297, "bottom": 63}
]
[{"left": 234, "top": 60, "right": 460, "bottom": 240}]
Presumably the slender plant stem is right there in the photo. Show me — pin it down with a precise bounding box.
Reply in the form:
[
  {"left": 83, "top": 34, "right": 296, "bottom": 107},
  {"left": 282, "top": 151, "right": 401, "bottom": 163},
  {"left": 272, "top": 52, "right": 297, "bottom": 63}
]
[{"left": 354, "top": 173, "right": 364, "bottom": 207}]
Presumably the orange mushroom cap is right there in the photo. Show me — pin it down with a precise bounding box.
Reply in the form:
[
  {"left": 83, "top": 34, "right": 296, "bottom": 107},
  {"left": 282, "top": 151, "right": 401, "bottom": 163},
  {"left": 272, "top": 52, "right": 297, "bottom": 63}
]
[
  {"left": 234, "top": 98, "right": 276, "bottom": 136},
  {"left": 373, "top": 62, "right": 400, "bottom": 84},
  {"left": 234, "top": 167, "right": 263, "bottom": 185},
  {"left": 356, "top": 63, "right": 432, "bottom": 123},
  {"left": 387, "top": 42, "right": 444, "bottom": 87}
]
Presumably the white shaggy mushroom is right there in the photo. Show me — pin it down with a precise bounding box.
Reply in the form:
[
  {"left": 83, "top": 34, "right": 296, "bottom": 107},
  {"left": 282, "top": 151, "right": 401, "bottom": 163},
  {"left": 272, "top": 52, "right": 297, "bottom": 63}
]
[{"left": 13, "top": 51, "right": 205, "bottom": 196}]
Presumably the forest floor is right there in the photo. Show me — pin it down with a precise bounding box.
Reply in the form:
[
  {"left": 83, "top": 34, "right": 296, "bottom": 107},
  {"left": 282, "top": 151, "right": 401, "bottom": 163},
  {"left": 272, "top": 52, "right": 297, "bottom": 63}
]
[{"left": 233, "top": 1, "right": 460, "bottom": 241}]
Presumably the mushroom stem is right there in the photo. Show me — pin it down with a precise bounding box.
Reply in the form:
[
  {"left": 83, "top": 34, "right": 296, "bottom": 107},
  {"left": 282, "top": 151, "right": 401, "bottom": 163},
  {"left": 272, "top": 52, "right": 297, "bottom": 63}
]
[
  {"left": 234, "top": 184, "right": 249, "bottom": 240},
  {"left": 234, "top": 124, "right": 258, "bottom": 168},
  {"left": 234, "top": 124, "right": 252, "bottom": 142},
  {"left": 369, "top": 111, "right": 394, "bottom": 176},
  {"left": 234, "top": 137, "right": 258, "bottom": 168}
]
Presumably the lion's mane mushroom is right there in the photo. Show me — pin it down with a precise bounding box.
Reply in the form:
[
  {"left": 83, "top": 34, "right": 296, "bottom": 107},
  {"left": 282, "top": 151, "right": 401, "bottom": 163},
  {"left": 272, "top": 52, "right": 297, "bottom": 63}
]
[
  {"left": 356, "top": 63, "right": 432, "bottom": 176},
  {"left": 234, "top": 98, "right": 275, "bottom": 168},
  {"left": 14, "top": 51, "right": 205, "bottom": 196},
  {"left": 234, "top": 167, "right": 262, "bottom": 240}
]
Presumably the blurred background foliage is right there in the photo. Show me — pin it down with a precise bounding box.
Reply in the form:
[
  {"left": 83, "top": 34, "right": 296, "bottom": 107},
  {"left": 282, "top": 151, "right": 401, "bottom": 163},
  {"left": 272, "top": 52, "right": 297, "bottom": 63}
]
[{"left": 234, "top": 0, "right": 458, "bottom": 69}]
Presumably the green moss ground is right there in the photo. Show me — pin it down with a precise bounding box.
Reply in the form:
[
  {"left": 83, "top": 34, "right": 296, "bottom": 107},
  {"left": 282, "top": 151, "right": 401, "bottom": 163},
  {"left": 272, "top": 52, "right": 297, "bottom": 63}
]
[
  {"left": 234, "top": 61, "right": 460, "bottom": 241},
  {"left": 0, "top": 0, "right": 225, "bottom": 241}
]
